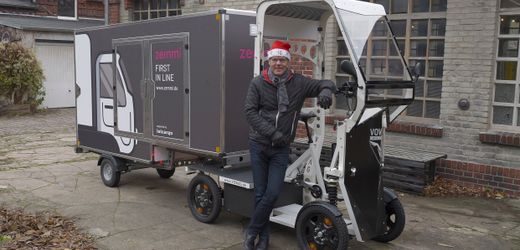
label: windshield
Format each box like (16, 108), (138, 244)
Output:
(336, 8), (382, 63)
(335, 7), (415, 121)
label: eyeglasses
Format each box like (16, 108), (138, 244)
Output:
(269, 58), (289, 64)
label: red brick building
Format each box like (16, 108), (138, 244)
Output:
(0, 0), (113, 108)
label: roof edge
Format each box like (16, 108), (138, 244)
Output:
(0, 2), (38, 10)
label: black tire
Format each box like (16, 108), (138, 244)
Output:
(100, 158), (121, 187)
(156, 168), (175, 179)
(187, 174), (222, 223)
(372, 198), (405, 243)
(296, 202), (349, 250)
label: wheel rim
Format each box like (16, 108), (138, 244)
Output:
(302, 213), (339, 250)
(102, 163), (113, 181)
(383, 205), (397, 234)
(192, 182), (213, 216)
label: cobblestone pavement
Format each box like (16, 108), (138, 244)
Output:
(0, 108), (97, 171)
(0, 109), (519, 250)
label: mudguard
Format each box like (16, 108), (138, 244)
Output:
(297, 201), (343, 219)
(383, 187), (398, 204)
(97, 155), (127, 171)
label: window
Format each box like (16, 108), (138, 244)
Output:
(100, 63), (113, 99)
(501, 0), (520, 9)
(335, 0), (446, 119)
(431, 0), (447, 12)
(133, 0), (181, 21)
(390, 20), (407, 37)
(411, 19), (428, 36)
(411, 0), (446, 13)
(99, 63), (126, 106)
(58, 0), (76, 18)
(412, 0), (428, 13)
(116, 72), (127, 107)
(493, 7), (520, 128)
(391, 0), (408, 14)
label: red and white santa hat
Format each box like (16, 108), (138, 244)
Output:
(267, 40), (291, 61)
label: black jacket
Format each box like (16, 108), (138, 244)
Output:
(244, 69), (336, 146)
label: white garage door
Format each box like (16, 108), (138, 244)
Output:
(35, 41), (75, 108)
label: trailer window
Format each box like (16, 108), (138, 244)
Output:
(116, 71), (127, 107)
(99, 63), (113, 99)
(99, 63), (127, 107)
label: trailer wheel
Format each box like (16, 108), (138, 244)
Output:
(296, 202), (348, 250)
(100, 158), (121, 187)
(187, 174), (222, 223)
(372, 198), (405, 243)
(156, 168), (175, 179)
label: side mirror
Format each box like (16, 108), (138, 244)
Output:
(412, 62), (422, 83)
(340, 60), (357, 82)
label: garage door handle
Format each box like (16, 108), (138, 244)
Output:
(75, 83), (81, 97)
(105, 105), (114, 109)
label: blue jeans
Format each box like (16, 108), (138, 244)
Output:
(246, 140), (290, 237)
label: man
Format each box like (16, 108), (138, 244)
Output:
(243, 40), (336, 250)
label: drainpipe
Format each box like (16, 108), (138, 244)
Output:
(105, 0), (109, 25)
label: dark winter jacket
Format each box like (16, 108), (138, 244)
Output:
(244, 69), (336, 147)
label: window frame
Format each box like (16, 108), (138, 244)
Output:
(57, 0), (77, 20)
(492, 12), (520, 130)
(133, 0), (182, 21)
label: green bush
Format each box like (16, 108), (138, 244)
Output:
(0, 42), (45, 107)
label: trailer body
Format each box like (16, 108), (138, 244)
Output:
(75, 10), (256, 163)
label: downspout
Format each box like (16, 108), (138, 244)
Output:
(104, 0), (109, 25)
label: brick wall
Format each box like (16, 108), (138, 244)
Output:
(109, 0), (120, 24)
(36, 0), (58, 16)
(437, 159), (520, 197)
(78, 0), (105, 18)
(379, 1), (514, 196)
(386, 0), (505, 163)
(1, 0), (110, 19)
(290, 54), (314, 78)
(383, 0), (520, 196)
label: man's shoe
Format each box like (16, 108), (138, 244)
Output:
(243, 233), (256, 250)
(256, 235), (269, 250)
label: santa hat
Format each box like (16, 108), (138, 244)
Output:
(267, 40), (291, 61)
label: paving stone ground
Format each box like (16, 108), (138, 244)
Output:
(0, 109), (519, 250)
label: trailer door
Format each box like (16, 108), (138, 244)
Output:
(113, 34), (190, 146)
(113, 40), (145, 139)
(149, 34), (190, 145)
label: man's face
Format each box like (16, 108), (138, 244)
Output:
(269, 56), (289, 76)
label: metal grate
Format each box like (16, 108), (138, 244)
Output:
(265, 3), (326, 21)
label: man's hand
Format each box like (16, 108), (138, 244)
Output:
(271, 131), (286, 147)
(318, 88), (333, 109)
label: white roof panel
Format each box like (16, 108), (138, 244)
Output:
(332, 0), (386, 16)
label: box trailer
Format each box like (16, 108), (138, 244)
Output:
(75, 0), (419, 248)
(75, 9), (255, 168)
